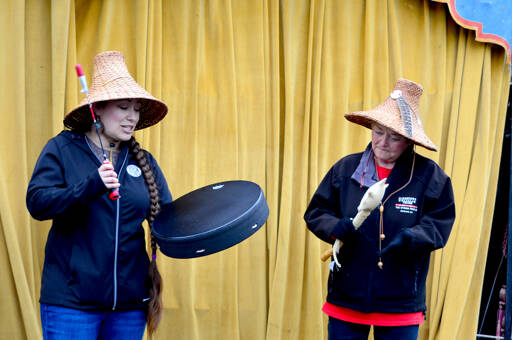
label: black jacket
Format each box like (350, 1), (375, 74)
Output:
(26, 130), (172, 311)
(304, 146), (455, 313)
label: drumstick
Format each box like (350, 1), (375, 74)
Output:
(75, 64), (120, 200)
(320, 248), (333, 262)
(320, 239), (344, 262)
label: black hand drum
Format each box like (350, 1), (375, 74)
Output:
(152, 180), (269, 258)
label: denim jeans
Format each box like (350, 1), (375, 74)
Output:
(328, 317), (419, 340)
(40, 303), (146, 340)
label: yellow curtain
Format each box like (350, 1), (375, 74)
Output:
(1, 0), (509, 339)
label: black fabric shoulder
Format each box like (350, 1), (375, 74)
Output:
(329, 152), (364, 185)
(58, 129), (82, 140)
(52, 130), (95, 157)
(413, 153), (450, 198)
(36, 131), (76, 157)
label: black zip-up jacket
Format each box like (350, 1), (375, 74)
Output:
(304, 146), (455, 313)
(26, 130), (172, 311)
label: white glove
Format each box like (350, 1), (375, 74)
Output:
(353, 178), (388, 229)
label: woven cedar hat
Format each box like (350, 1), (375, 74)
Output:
(344, 78), (437, 151)
(64, 51), (168, 131)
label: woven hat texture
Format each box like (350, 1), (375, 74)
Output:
(344, 78), (437, 151)
(64, 51), (168, 131)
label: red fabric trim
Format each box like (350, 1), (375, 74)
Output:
(376, 164), (392, 181)
(431, 0), (511, 63)
(322, 302), (424, 326)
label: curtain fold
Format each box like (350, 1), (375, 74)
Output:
(1, 0), (509, 339)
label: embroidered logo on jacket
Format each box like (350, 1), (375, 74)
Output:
(127, 164), (142, 178)
(395, 196), (418, 214)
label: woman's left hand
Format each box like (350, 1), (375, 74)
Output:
(380, 229), (412, 255)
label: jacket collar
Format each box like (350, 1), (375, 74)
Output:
(60, 130), (130, 171)
(351, 142), (415, 189)
(351, 143), (378, 188)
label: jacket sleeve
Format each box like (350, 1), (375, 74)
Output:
(26, 139), (107, 221)
(405, 170), (456, 252)
(304, 166), (356, 244)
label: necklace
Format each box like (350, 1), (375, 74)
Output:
(85, 136), (120, 167)
(377, 152), (416, 269)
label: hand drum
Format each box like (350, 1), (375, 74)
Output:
(152, 180), (269, 258)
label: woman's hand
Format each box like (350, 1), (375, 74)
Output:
(380, 229), (412, 256)
(98, 161), (120, 189)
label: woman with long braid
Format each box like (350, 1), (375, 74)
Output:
(26, 51), (172, 339)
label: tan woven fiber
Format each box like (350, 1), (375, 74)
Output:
(345, 78), (437, 151)
(64, 51), (168, 131)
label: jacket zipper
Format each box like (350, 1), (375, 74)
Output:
(112, 198), (120, 310)
(84, 136), (130, 310)
(112, 152), (129, 310)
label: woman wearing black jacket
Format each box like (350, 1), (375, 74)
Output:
(27, 51), (172, 339)
(304, 78), (455, 340)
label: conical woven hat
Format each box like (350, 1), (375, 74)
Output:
(64, 51), (168, 131)
(345, 78), (437, 151)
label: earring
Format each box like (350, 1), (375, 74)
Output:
(95, 115), (103, 131)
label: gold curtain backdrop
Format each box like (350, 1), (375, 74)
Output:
(1, 0), (509, 339)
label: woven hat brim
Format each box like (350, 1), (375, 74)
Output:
(64, 77), (168, 131)
(345, 110), (438, 152)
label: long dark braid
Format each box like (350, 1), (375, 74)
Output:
(128, 137), (162, 337)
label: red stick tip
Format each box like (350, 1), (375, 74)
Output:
(75, 64), (84, 77)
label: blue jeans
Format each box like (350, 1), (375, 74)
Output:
(40, 303), (146, 340)
(328, 317), (419, 340)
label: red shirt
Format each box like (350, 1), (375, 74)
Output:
(376, 164), (392, 181)
(322, 302), (424, 326)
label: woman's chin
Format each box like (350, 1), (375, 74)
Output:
(115, 132), (133, 141)
(375, 154), (395, 166)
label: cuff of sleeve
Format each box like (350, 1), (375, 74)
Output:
(402, 228), (414, 250)
(331, 217), (356, 242)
